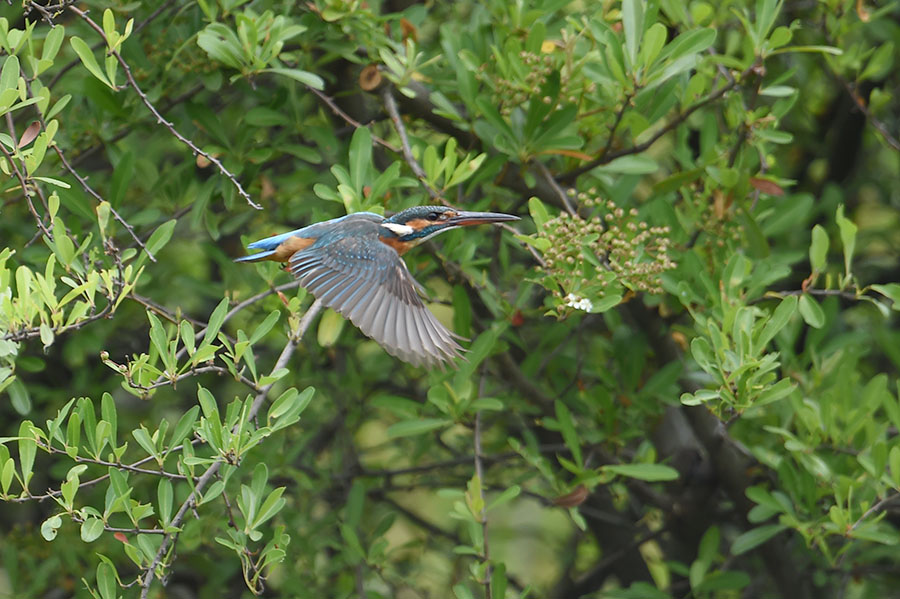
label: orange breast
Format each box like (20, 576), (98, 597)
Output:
(379, 235), (412, 255)
(272, 236), (315, 261)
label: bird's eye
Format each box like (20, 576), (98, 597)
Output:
(428, 211), (442, 221)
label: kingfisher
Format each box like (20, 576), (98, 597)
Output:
(236, 206), (520, 368)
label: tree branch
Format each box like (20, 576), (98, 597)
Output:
(139, 298), (323, 597)
(66, 5), (261, 210)
(382, 86), (442, 201)
(559, 63), (756, 183)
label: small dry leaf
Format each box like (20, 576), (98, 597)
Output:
(359, 64), (383, 91)
(749, 177), (784, 197)
(671, 331), (688, 350)
(553, 485), (589, 507)
(856, 0), (871, 21)
(400, 18), (417, 42)
(17, 121), (41, 149)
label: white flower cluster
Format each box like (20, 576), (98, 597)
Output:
(565, 293), (593, 312)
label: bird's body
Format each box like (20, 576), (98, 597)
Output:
(237, 206), (519, 368)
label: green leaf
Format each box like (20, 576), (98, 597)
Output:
(387, 418), (451, 438)
(70, 37), (113, 88)
(860, 41), (894, 82)
(348, 126), (373, 196)
(264, 67), (324, 90)
(167, 405), (199, 453)
(872, 284), (900, 311)
(18, 421), (36, 490)
(640, 22), (667, 68)
(249, 310), (280, 344)
(487, 485), (521, 511)
(41, 514), (62, 541)
(491, 562), (508, 599)
(8, 378), (31, 415)
(253, 487), (286, 527)
(80, 516), (104, 542)
(158, 478), (173, 526)
(0, 55), (19, 91)
(660, 28), (717, 63)
(200, 300), (227, 349)
(603, 463), (679, 482)
(528, 197), (550, 231)
(755, 377), (795, 406)
(754, 0), (782, 43)
(145, 219), (177, 257)
(770, 45), (842, 56)
(798, 294), (825, 329)
(809, 225), (828, 271)
(756, 295), (797, 349)
(598, 155), (658, 174)
(316, 308), (345, 348)
(101, 393), (117, 449)
(96, 561), (117, 599)
(555, 400), (582, 468)
(731, 523), (787, 555)
(132, 426), (158, 458)
(888, 448), (900, 489)
(835, 205), (857, 277)
(453, 584), (476, 599)
(622, 0), (644, 69)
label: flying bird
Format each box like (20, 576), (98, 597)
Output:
(236, 206), (519, 367)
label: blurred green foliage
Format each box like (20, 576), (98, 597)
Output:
(1, 0), (899, 597)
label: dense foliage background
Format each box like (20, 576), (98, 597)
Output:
(1, 0), (899, 597)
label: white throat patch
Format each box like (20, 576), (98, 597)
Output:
(381, 222), (415, 236)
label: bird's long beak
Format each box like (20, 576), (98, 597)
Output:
(447, 211), (520, 227)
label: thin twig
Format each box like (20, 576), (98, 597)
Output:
(560, 63), (756, 183)
(67, 5), (260, 210)
(381, 86), (442, 201)
(834, 72), (900, 152)
(19, 71), (153, 260)
(307, 86), (399, 152)
(70, 83), (205, 169)
(533, 160), (576, 216)
(598, 88), (636, 161)
(850, 492), (900, 531)
(133, 365), (259, 393)
(0, 136), (52, 239)
(7, 438), (206, 504)
(473, 407), (491, 599)
(41, 444), (188, 479)
(139, 299), (323, 597)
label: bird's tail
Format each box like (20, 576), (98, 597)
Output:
(234, 249), (278, 263)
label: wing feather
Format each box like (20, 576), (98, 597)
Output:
(286, 219), (463, 367)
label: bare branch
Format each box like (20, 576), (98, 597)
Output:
(473, 408), (492, 599)
(67, 5), (261, 210)
(307, 86), (399, 153)
(835, 72), (900, 152)
(532, 160), (576, 216)
(382, 86), (443, 202)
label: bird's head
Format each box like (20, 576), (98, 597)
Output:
(380, 205), (519, 246)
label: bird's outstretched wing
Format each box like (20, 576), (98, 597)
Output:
(288, 220), (463, 368)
